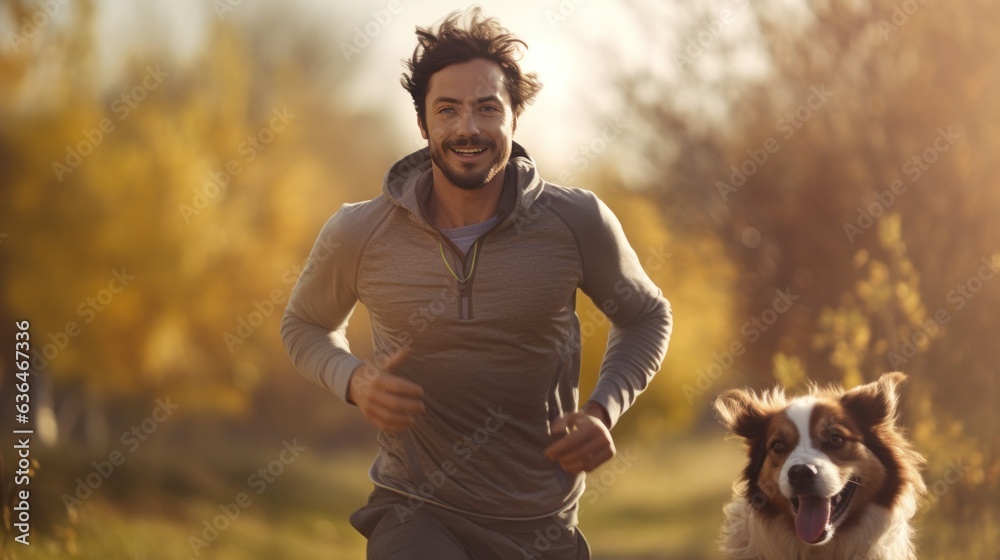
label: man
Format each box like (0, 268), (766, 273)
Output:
(281, 8), (671, 559)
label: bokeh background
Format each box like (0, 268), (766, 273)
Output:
(1, 0), (998, 558)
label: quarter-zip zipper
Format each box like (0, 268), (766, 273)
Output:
(417, 171), (520, 321)
(436, 214), (510, 321)
(438, 235), (478, 320)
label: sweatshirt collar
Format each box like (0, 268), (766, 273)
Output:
(382, 141), (544, 231)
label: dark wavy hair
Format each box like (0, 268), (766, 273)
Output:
(401, 8), (542, 131)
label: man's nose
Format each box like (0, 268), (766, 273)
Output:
(455, 109), (480, 137)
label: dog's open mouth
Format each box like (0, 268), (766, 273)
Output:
(790, 476), (860, 544)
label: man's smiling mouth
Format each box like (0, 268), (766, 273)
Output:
(451, 147), (487, 155)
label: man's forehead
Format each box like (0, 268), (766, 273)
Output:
(427, 59), (509, 103)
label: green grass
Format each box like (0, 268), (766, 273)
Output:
(4, 446), (374, 560)
(5, 434), (743, 560)
(8, 431), (995, 559)
(580, 436), (741, 559)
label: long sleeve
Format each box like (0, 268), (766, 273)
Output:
(550, 188), (673, 428)
(280, 204), (370, 403)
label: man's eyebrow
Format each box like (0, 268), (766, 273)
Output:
(432, 95), (503, 105)
(475, 95), (503, 105)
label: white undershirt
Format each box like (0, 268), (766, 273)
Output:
(439, 214), (500, 255)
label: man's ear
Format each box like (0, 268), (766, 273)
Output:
(841, 372), (907, 428)
(418, 113), (428, 140)
(714, 389), (770, 440)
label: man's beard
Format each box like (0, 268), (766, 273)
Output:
(429, 136), (510, 191)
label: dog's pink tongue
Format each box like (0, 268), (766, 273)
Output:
(795, 496), (831, 544)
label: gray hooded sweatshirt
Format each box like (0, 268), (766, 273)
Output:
(281, 143), (672, 522)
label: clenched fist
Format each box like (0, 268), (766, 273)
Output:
(348, 347), (425, 433)
(544, 402), (616, 474)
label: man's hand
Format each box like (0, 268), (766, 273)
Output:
(348, 347), (425, 433)
(544, 402), (615, 474)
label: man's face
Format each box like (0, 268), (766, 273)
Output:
(421, 58), (515, 191)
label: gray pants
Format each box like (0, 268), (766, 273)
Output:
(350, 487), (591, 560)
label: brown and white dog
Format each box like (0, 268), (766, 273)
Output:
(714, 372), (926, 560)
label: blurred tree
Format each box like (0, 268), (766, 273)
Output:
(571, 170), (739, 436)
(616, 0), (999, 555)
(0, 2), (396, 447)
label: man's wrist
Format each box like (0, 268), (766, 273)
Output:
(581, 401), (611, 429)
(346, 363), (366, 406)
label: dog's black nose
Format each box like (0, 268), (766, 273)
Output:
(788, 464), (819, 492)
(788, 464), (817, 482)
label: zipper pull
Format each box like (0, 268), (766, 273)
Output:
(458, 281), (471, 320)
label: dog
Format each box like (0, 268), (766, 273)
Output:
(713, 372), (926, 560)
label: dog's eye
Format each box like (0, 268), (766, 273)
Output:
(770, 440), (788, 454)
(827, 434), (845, 448)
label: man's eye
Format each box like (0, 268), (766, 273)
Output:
(481, 106), (498, 112)
(439, 107), (456, 114)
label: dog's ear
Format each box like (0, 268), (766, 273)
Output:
(716, 389), (777, 511)
(841, 372), (907, 428)
(714, 389), (770, 440)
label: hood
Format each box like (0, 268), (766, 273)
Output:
(381, 141), (546, 231)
